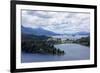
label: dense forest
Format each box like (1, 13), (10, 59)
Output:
(21, 33), (65, 55)
(73, 36), (90, 47)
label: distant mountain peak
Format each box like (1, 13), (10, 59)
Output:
(76, 31), (90, 35)
(21, 25), (59, 36)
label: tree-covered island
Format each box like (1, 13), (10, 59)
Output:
(21, 34), (65, 56)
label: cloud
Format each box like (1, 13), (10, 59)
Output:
(21, 10), (90, 34)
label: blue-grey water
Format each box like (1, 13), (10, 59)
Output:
(21, 44), (90, 63)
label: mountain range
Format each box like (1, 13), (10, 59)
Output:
(21, 25), (59, 36)
(21, 25), (90, 36)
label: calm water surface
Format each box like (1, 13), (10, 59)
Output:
(21, 44), (90, 63)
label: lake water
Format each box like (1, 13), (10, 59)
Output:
(21, 44), (90, 63)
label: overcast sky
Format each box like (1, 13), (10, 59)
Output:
(21, 10), (90, 34)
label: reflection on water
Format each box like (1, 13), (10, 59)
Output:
(21, 44), (90, 63)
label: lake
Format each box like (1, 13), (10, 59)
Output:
(21, 44), (90, 63)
